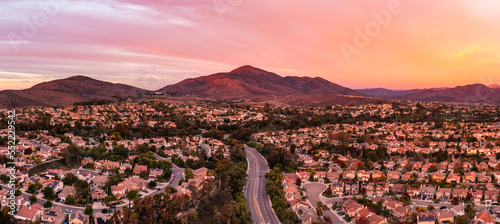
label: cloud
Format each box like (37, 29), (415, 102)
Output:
(1, 0), (500, 90)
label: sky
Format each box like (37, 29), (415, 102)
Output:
(1, 0), (500, 91)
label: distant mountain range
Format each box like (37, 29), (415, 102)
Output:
(358, 84), (500, 104)
(489, 84), (500, 89)
(1, 65), (500, 108)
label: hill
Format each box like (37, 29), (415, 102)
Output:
(0, 76), (149, 108)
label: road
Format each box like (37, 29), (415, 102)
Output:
(302, 181), (494, 224)
(152, 153), (185, 196)
(244, 145), (280, 224)
(2, 154), (184, 214)
(303, 183), (344, 224)
(30, 139), (53, 151)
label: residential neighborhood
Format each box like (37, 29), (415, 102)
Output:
(2, 101), (500, 223)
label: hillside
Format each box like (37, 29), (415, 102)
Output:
(0, 76), (149, 108)
(160, 65), (365, 101)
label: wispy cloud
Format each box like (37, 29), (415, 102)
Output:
(1, 0), (500, 90)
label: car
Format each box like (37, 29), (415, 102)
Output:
(259, 175), (262, 177)
(338, 212), (345, 216)
(412, 202), (416, 205)
(338, 218), (344, 223)
(440, 206), (446, 210)
(426, 199), (433, 203)
(157, 188), (161, 191)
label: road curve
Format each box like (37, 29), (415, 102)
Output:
(244, 145), (280, 224)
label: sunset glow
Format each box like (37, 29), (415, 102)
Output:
(1, 0), (500, 90)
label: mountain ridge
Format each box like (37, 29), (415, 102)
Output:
(2, 66), (500, 108)
(159, 65), (366, 100)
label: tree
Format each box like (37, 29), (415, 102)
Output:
(148, 181), (157, 189)
(455, 215), (469, 224)
(0, 206), (14, 224)
(126, 190), (139, 209)
(324, 187), (333, 196)
(422, 137), (431, 148)
(65, 195), (75, 204)
(43, 186), (56, 200)
(43, 200), (53, 208)
(84, 205), (93, 216)
(29, 195), (37, 204)
(316, 201), (325, 216)
(139, 171), (149, 179)
(62, 173), (78, 186)
(427, 205), (435, 213)
(295, 177), (302, 187)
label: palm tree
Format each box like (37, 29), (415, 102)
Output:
(298, 209), (304, 216)
(426, 174), (433, 183)
(411, 173), (418, 182)
(427, 205), (435, 213)
(403, 184), (409, 193)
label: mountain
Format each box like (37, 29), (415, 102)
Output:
(0, 76), (149, 108)
(489, 84), (500, 89)
(392, 84), (500, 104)
(357, 88), (425, 97)
(358, 87), (451, 98)
(160, 65), (365, 100)
(160, 66), (301, 99)
(284, 76), (364, 96)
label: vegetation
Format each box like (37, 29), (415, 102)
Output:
(108, 140), (252, 224)
(265, 166), (299, 223)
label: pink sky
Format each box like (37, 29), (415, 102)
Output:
(1, 0), (500, 90)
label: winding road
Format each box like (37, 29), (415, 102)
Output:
(2, 154), (184, 214)
(244, 145), (280, 224)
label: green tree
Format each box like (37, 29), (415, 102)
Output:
(126, 190), (139, 209)
(84, 205), (93, 216)
(427, 205), (435, 213)
(29, 195), (37, 204)
(43, 186), (56, 200)
(62, 173), (78, 186)
(148, 181), (157, 189)
(43, 200), (53, 208)
(65, 195), (75, 204)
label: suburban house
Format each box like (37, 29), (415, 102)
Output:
(111, 185), (127, 199)
(452, 188), (468, 200)
(42, 206), (66, 224)
(133, 165), (148, 176)
(437, 211), (454, 224)
(91, 187), (106, 201)
(118, 176), (148, 192)
(417, 213), (435, 224)
(484, 190), (499, 204)
(44, 179), (64, 193)
(58, 186), (76, 200)
(68, 210), (90, 224)
(436, 187), (452, 200)
(344, 182), (359, 195)
(474, 211), (494, 224)
(148, 168), (164, 179)
(420, 186), (436, 199)
(14, 204), (43, 222)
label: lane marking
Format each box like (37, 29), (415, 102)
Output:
(249, 150), (266, 223)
